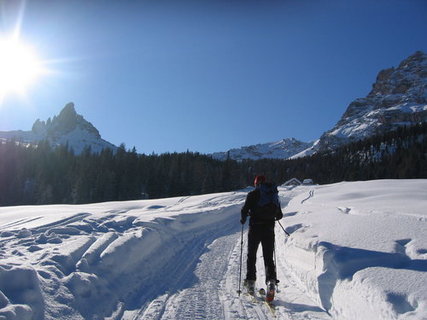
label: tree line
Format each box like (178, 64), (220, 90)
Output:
(0, 122), (426, 206)
(284, 122), (427, 183)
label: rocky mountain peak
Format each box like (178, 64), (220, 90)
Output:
(52, 102), (79, 134)
(368, 51), (427, 101)
(0, 103), (117, 154)
(316, 51), (427, 152)
(57, 102), (78, 122)
(31, 103), (101, 139)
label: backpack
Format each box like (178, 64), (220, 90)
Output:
(252, 183), (280, 220)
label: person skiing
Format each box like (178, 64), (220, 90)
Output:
(240, 175), (283, 301)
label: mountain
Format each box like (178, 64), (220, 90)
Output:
(315, 51), (427, 152)
(211, 138), (312, 161)
(0, 103), (117, 154)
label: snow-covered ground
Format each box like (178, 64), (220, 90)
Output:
(0, 179), (426, 320)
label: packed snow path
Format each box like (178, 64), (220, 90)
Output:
(1, 180), (426, 319)
(127, 222), (330, 319)
(123, 189), (330, 320)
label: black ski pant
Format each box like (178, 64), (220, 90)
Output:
(246, 223), (277, 283)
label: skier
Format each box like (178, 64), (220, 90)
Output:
(240, 175), (283, 301)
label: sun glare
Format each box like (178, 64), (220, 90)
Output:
(0, 37), (45, 99)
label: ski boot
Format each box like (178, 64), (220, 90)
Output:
(265, 279), (276, 303)
(243, 279), (255, 295)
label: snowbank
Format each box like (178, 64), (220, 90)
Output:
(0, 191), (245, 319)
(279, 180), (427, 320)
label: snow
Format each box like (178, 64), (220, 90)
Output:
(0, 180), (426, 319)
(389, 104), (427, 113)
(54, 126), (117, 154)
(290, 139), (319, 159)
(0, 126), (116, 154)
(281, 180), (427, 319)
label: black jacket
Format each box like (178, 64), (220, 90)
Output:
(241, 184), (283, 226)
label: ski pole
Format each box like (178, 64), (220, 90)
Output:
(237, 223), (244, 296)
(277, 221), (290, 237)
(273, 235), (280, 293)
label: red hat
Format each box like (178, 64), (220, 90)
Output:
(254, 175), (266, 186)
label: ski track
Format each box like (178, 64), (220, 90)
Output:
(131, 217), (331, 319)
(131, 189), (331, 320)
(134, 230), (239, 320)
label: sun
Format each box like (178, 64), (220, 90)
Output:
(0, 37), (45, 99)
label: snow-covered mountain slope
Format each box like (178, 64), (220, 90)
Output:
(0, 179), (426, 320)
(211, 138), (312, 160)
(0, 103), (117, 154)
(315, 51), (427, 152)
(289, 139), (320, 159)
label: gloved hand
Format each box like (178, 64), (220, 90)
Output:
(240, 217), (247, 224)
(275, 212), (283, 221)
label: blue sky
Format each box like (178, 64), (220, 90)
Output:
(0, 0), (426, 154)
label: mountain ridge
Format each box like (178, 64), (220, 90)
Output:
(0, 102), (117, 154)
(211, 138), (312, 161)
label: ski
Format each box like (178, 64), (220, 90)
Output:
(258, 288), (277, 316)
(240, 281), (277, 317)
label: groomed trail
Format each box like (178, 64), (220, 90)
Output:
(124, 192), (331, 320)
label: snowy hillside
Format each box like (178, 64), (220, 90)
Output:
(0, 103), (117, 154)
(211, 138), (312, 161)
(0, 179), (426, 320)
